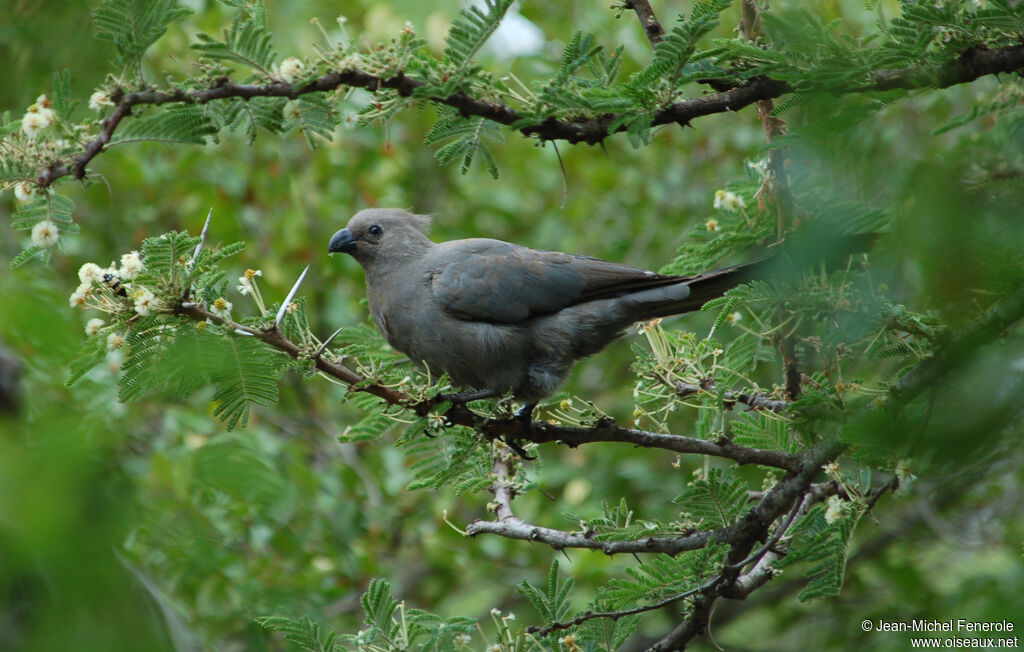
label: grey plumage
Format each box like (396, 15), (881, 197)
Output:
(328, 208), (772, 405)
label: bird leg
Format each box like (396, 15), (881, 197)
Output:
(501, 402), (537, 460)
(514, 402), (536, 430)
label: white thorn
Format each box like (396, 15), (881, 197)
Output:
(276, 265), (309, 328)
(189, 207), (214, 270)
(234, 328), (255, 336)
(314, 326), (345, 358)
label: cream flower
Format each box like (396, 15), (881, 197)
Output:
(31, 220), (59, 248)
(13, 181), (38, 202)
(824, 495), (846, 524)
(133, 287), (157, 316)
(69, 282), (91, 308)
(78, 262), (105, 284)
(88, 90), (114, 111)
(211, 297), (232, 319)
(713, 189), (745, 212)
(119, 251), (144, 279)
(275, 57), (306, 83)
(106, 332), (126, 351)
(85, 318), (105, 336)
(22, 95), (56, 138)
(237, 276), (253, 295)
(21, 111), (49, 138)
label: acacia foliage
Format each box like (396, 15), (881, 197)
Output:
(2, 1), (1024, 651)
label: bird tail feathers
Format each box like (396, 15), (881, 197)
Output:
(634, 232), (878, 320)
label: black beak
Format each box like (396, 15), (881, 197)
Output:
(328, 228), (358, 254)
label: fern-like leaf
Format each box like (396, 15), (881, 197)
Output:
(191, 3), (276, 76)
(93, 0), (192, 67)
(629, 0), (731, 95)
(256, 616), (339, 652)
(210, 335), (282, 430)
(776, 503), (862, 601)
(361, 579), (400, 637)
(601, 545), (726, 609)
(111, 105), (217, 146)
(730, 411), (797, 452)
(443, 0), (515, 73)
(673, 468), (748, 529)
(66, 336), (109, 387)
(424, 106), (504, 178)
(517, 560), (574, 627)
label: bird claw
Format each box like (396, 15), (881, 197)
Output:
(502, 437), (536, 460)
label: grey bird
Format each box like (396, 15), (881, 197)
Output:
(327, 208), (828, 426)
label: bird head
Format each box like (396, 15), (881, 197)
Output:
(328, 209), (433, 267)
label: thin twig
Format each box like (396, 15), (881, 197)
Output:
(624, 0), (665, 47)
(672, 380), (789, 413)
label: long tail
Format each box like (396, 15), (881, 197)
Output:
(634, 232), (878, 320)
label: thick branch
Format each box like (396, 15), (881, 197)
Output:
(646, 436), (845, 650)
(36, 44), (1024, 188)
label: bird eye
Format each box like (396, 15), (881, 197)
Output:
(368, 224), (383, 236)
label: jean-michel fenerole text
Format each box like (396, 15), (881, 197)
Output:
(872, 619), (1015, 633)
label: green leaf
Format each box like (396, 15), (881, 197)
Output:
(293, 94), (336, 149)
(66, 335), (110, 387)
(93, 0), (193, 67)
(776, 503), (863, 601)
(193, 438), (285, 504)
(256, 616), (339, 652)
(110, 105), (218, 146)
(51, 68), (77, 120)
(628, 1), (731, 97)
(210, 335), (283, 430)
(424, 106), (504, 178)
(361, 579), (399, 637)
(731, 411), (797, 453)
(673, 468), (748, 529)
(443, 0), (515, 73)
(10, 245), (46, 269)
(516, 560), (574, 627)
(192, 3), (276, 75)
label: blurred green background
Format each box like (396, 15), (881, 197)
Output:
(1, 1), (1022, 650)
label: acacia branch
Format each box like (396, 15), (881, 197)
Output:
(521, 419), (801, 471)
(468, 435), (842, 559)
(172, 297), (800, 469)
(531, 492), (810, 637)
(36, 43), (1024, 188)
(671, 379), (790, 413)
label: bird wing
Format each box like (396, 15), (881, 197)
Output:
(429, 239), (687, 323)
